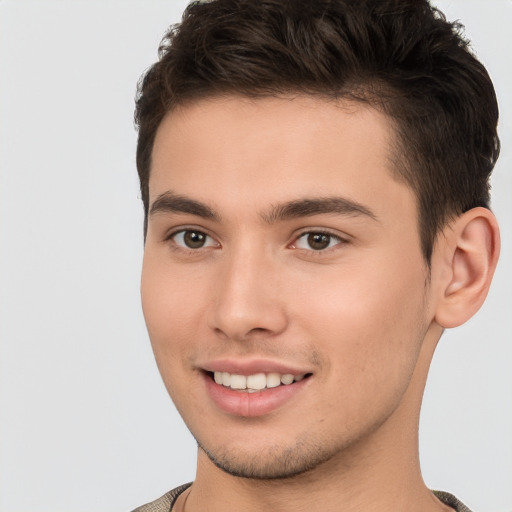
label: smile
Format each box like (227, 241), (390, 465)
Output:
(203, 368), (312, 417)
(213, 371), (307, 392)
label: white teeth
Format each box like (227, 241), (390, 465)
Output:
(246, 373), (267, 390)
(212, 371), (308, 391)
(280, 374), (294, 385)
(230, 374), (247, 390)
(266, 372), (281, 388)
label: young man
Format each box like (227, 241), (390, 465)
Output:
(133, 1), (500, 510)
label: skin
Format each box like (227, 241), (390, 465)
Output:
(141, 95), (499, 512)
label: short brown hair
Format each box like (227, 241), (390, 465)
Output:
(135, 0), (500, 261)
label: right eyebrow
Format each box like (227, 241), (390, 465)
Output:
(262, 196), (378, 224)
(149, 192), (220, 221)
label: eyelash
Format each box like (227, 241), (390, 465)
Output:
(164, 228), (349, 255)
(290, 230), (348, 253)
(165, 228), (219, 253)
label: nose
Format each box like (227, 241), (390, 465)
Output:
(208, 247), (288, 342)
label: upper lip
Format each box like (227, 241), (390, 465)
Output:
(199, 358), (312, 376)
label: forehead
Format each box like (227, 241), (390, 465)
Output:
(149, 95), (413, 220)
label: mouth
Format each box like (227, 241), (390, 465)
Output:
(208, 370), (312, 393)
(203, 369), (312, 417)
(200, 360), (313, 417)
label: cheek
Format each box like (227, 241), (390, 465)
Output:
(140, 259), (211, 418)
(297, 273), (427, 436)
(290, 256), (428, 385)
(140, 256), (206, 373)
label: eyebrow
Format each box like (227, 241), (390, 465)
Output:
(149, 192), (377, 224)
(149, 192), (220, 221)
(262, 197), (378, 223)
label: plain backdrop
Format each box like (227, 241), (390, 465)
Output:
(0, 1), (511, 511)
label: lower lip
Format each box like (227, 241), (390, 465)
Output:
(203, 373), (310, 417)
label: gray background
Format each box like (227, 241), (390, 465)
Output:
(0, 1), (510, 511)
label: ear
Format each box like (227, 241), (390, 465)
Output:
(433, 207), (500, 329)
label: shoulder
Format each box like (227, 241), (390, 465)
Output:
(433, 490), (474, 512)
(131, 483), (192, 512)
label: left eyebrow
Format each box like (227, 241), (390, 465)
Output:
(262, 197), (378, 224)
(149, 192), (220, 221)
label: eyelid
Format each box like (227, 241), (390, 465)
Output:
(164, 226), (220, 250)
(289, 228), (350, 251)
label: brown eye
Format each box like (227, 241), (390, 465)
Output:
(171, 230), (218, 250)
(293, 231), (345, 251)
(183, 231), (207, 248)
(307, 233), (331, 250)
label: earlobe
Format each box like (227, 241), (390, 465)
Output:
(434, 207), (500, 329)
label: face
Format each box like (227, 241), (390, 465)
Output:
(141, 95), (436, 479)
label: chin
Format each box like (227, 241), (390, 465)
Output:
(195, 434), (340, 480)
